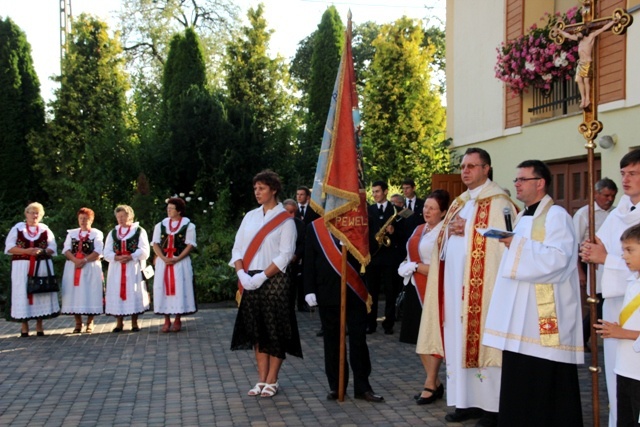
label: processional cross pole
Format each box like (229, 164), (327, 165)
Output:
(549, 2), (632, 425)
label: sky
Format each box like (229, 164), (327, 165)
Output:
(1, 0), (445, 102)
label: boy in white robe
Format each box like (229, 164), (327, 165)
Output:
(595, 224), (640, 426)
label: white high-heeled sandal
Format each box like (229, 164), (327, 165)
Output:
(248, 382), (267, 396)
(260, 382), (279, 398)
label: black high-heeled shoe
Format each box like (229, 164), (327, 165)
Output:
(416, 383), (444, 405)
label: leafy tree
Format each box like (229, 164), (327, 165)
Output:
(28, 14), (138, 231)
(0, 17), (45, 208)
(361, 17), (448, 192)
(223, 3), (299, 204)
(352, 21), (381, 91)
(119, 0), (239, 86)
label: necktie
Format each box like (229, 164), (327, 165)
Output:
(631, 206), (636, 212)
(407, 200), (412, 211)
(300, 206), (305, 217)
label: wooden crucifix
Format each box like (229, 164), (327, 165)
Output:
(550, 2), (632, 426)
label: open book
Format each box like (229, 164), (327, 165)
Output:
(475, 227), (515, 239)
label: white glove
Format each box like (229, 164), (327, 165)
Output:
(397, 261), (418, 278)
(237, 270), (252, 288)
(249, 272), (268, 289)
(305, 293), (318, 307)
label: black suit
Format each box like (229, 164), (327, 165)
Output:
(404, 197), (425, 233)
(295, 204), (320, 225)
(366, 202), (403, 332)
(289, 216), (306, 311)
(304, 223), (373, 396)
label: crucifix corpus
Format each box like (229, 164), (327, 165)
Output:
(549, 2), (632, 426)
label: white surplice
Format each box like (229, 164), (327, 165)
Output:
(595, 195), (640, 426)
(484, 196), (584, 364)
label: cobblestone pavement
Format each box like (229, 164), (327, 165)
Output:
(0, 302), (608, 426)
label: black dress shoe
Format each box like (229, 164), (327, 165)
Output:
(384, 328), (394, 335)
(36, 331), (45, 337)
(298, 306), (311, 313)
(475, 411), (498, 427)
(444, 407), (484, 422)
(365, 328), (376, 334)
(20, 332), (29, 338)
(355, 390), (384, 403)
(316, 329), (324, 337)
(416, 384), (444, 405)
(327, 391), (339, 400)
(112, 327), (123, 333)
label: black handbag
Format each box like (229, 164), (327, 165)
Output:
(27, 256), (59, 294)
(395, 287), (407, 320)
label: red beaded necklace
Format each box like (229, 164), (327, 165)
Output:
(26, 224), (39, 238)
(117, 225), (131, 240)
(79, 228), (91, 241)
(168, 217), (182, 233)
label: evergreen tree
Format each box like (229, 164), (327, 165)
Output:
(362, 17), (448, 191)
(28, 14), (138, 231)
(223, 4), (298, 202)
(158, 27), (211, 194)
(0, 18), (45, 208)
(305, 7), (344, 172)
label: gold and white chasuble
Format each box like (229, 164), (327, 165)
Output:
(417, 180), (516, 411)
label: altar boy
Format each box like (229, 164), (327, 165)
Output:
(595, 223), (640, 426)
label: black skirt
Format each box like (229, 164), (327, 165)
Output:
(399, 284), (422, 345)
(231, 271), (303, 359)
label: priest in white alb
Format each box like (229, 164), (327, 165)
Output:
(483, 160), (583, 427)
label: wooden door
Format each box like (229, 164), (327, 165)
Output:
(432, 174), (464, 200)
(548, 158), (601, 215)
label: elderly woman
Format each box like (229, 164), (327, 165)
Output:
(230, 170), (302, 398)
(61, 207), (104, 333)
(397, 189), (450, 405)
(103, 205), (150, 332)
(5, 202), (59, 337)
(152, 197), (197, 333)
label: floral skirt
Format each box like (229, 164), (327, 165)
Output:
(231, 271), (303, 360)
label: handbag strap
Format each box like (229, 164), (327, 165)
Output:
(33, 255), (53, 277)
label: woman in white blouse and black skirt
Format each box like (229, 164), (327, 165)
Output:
(230, 170), (302, 398)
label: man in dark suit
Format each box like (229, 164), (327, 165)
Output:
(283, 199), (307, 312)
(366, 180), (403, 335)
(295, 186), (320, 225)
(304, 219), (384, 403)
(402, 178), (425, 233)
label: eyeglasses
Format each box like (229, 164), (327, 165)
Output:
(513, 177), (542, 184)
(460, 163), (487, 171)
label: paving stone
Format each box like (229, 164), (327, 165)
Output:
(0, 302), (608, 425)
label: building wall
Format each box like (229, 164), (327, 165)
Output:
(446, 1), (640, 207)
(445, 0), (506, 146)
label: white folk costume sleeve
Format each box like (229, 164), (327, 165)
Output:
(92, 229), (104, 256)
(43, 224), (57, 255)
(4, 224), (19, 254)
(130, 226), (150, 262)
(185, 222), (197, 247)
(62, 229), (76, 253)
(103, 230), (116, 262)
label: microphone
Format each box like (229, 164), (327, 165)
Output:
(503, 207), (513, 232)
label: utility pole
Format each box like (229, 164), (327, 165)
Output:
(59, 0), (72, 73)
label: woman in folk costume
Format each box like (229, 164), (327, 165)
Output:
(152, 197), (197, 333)
(61, 207), (104, 333)
(230, 170), (302, 398)
(5, 202), (59, 337)
(103, 204), (150, 332)
(397, 190), (450, 405)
